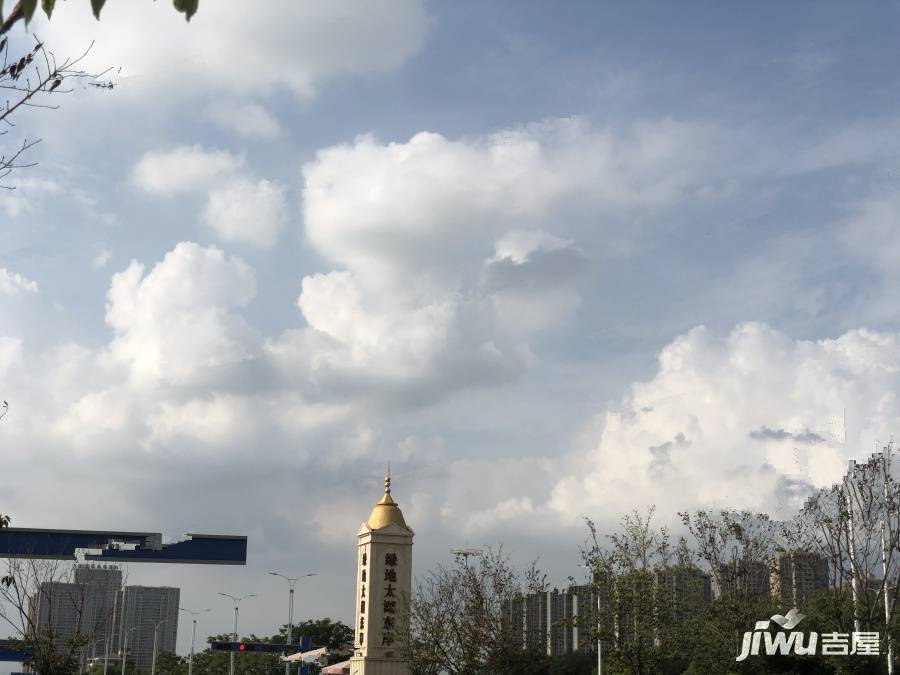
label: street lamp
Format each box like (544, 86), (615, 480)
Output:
(82, 639), (104, 673)
(268, 572), (317, 675)
(218, 592), (256, 675)
(120, 626), (137, 675)
(180, 607), (211, 675)
(150, 619), (167, 675)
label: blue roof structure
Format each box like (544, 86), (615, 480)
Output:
(0, 528), (247, 564)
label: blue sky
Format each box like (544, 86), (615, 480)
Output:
(3, 0), (900, 657)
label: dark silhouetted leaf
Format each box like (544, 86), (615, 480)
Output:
(22, 0), (37, 23)
(41, 0), (55, 19)
(91, 0), (106, 20)
(173, 0), (199, 21)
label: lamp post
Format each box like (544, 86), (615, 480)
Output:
(120, 626), (137, 675)
(103, 588), (118, 675)
(180, 607), (211, 675)
(596, 591), (603, 675)
(269, 572), (317, 675)
(82, 639), (104, 673)
(150, 618), (167, 675)
(218, 592), (255, 675)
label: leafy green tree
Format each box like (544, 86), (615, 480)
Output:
(0, 0), (198, 36)
(153, 651), (186, 675)
(275, 618), (352, 664)
(546, 651), (594, 675)
(1, 557), (121, 675)
(410, 548), (547, 674)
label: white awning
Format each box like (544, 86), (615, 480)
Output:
(281, 647), (328, 663)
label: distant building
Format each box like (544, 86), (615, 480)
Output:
(522, 590), (549, 653)
(28, 564), (122, 667)
(503, 593), (525, 647)
(506, 586), (596, 657)
(118, 585), (180, 668)
(770, 552), (829, 608)
(75, 564), (122, 658)
(613, 570), (656, 647)
(568, 582), (608, 654)
(654, 566), (712, 639)
(543, 589), (578, 656)
(29, 581), (85, 648)
(28, 565), (179, 670)
(504, 566), (711, 657)
(717, 560), (770, 599)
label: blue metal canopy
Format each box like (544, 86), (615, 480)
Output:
(0, 528), (247, 564)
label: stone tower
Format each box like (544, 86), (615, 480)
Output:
(349, 474), (414, 675)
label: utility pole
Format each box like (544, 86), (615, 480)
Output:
(883, 448), (895, 675)
(581, 564), (602, 675)
(218, 592), (255, 675)
(882, 520), (894, 675)
(150, 618), (167, 675)
(845, 463), (862, 634)
(103, 588), (117, 675)
(269, 572), (317, 675)
(121, 627), (136, 675)
(180, 607), (211, 675)
(596, 591), (603, 675)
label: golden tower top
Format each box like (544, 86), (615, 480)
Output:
(366, 471), (408, 530)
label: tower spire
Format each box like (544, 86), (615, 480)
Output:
(367, 468), (405, 529)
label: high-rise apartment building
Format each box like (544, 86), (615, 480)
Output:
(655, 566), (713, 627)
(770, 551), (829, 608)
(28, 565), (179, 670)
(716, 560), (770, 599)
(118, 585), (180, 668)
(506, 587), (596, 657)
(503, 566), (711, 658)
(75, 564), (122, 658)
(28, 564), (122, 666)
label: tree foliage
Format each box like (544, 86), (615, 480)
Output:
(0, 0), (201, 187)
(0, 558), (122, 675)
(409, 548), (547, 674)
(275, 618), (353, 663)
(0, 0), (198, 36)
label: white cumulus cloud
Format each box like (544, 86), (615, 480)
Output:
(105, 242), (259, 387)
(0, 269), (38, 295)
(37, 0), (427, 99)
(202, 178), (288, 248)
(548, 322), (900, 524)
(205, 102), (282, 140)
(131, 145), (243, 197)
